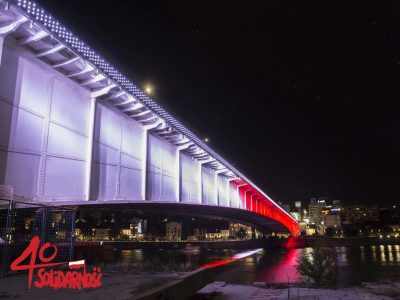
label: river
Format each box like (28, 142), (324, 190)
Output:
(114, 244), (400, 286)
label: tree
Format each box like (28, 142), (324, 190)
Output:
(297, 238), (337, 286)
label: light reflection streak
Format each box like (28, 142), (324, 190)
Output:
(197, 249), (263, 269)
(360, 246), (365, 262)
(380, 245), (386, 263)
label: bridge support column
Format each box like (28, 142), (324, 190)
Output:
(176, 143), (193, 202)
(85, 98), (96, 201)
(0, 36), (4, 66)
(198, 158), (212, 205)
(236, 183), (247, 209)
(86, 85), (116, 201)
(143, 122), (165, 200)
(244, 190), (249, 210)
(176, 149), (181, 201)
(214, 169), (227, 206)
(226, 178), (236, 208)
(142, 131), (149, 200)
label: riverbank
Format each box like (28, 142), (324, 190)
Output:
(194, 281), (400, 299)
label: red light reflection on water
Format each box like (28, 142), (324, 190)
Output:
(197, 249), (262, 269)
(258, 249), (301, 283)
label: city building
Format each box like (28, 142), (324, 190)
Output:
(93, 228), (110, 241)
(194, 228), (207, 240)
(308, 200), (326, 224)
(205, 230), (230, 240)
(229, 222), (252, 239)
(166, 222), (182, 241)
(322, 214), (341, 231)
(343, 205), (379, 223)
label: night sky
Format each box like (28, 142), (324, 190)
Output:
(37, 0), (400, 206)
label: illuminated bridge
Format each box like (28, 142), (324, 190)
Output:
(0, 0), (299, 236)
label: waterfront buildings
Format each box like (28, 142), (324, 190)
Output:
(166, 222), (182, 241)
(342, 205), (379, 224)
(308, 199), (326, 225)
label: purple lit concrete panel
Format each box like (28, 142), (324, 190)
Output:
(161, 174), (176, 201)
(217, 175), (229, 207)
(119, 167), (142, 199)
(47, 123), (87, 160)
(121, 118), (145, 160)
(147, 169), (161, 200)
(201, 166), (217, 205)
(180, 153), (200, 203)
(161, 138), (177, 201)
(119, 118), (144, 199)
(19, 57), (50, 116)
(147, 135), (162, 174)
(44, 157), (86, 200)
(1, 152), (39, 197)
(8, 105), (43, 153)
(92, 142), (119, 165)
(50, 78), (90, 135)
(90, 163), (117, 200)
(0, 101), (13, 149)
(147, 134), (178, 201)
(95, 104), (122, 149)
(120, 153), (142, 170)
(229, 182), (239, 208)
(92, 103), (145, 200)
(0, 45), (19, 103)
(91, 104), (121, 200)
(162, 140), (177, 178)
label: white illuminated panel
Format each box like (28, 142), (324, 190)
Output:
(10, 107), (43, 153)
(50, 78), (90, 135)
(180, 153), (200, 203)
(229, 181), (240, 208)
(90, 163), (117, 199)
(91, 103), (145, 200)
(44, 156), (86, 199)
(19, 57), (49, 116)
(2, 151), (39, 197)
(0, 45), (19, 103)
(201, 166), (217, 205)
(147, 134), (178, 201)
(217, 175), (229, 207)
(119, 117), (145, 199)
(91, 104), (119, 200)
(47, 123), (87, 160)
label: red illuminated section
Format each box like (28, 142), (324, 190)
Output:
(231, 179), (300, 236)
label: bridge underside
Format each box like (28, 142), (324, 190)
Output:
(50, 201), (289, 233)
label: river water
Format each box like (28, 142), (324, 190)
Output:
(114, 245), (400, 286)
